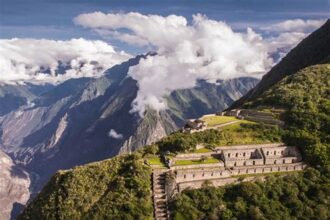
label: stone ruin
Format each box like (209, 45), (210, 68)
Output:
(165, 143), (306, 195)
(151, 143), (307, 220)
(182, 119), (207, 133)
(221, 146), (264, 167)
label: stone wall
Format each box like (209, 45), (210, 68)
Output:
(177, 177), (240, 191)
(261, 146), (302, 165)
(170, 144), (303, 170)
(264, 157), (298, 165)
(170, 162), (224, 170)
(158, 144), (307, 199)
(215, 143), (282, 151)
(174, 152), (215, 160)
(222, 148), (263, 159)
(175, 168), (231, 182)
(226, 158), (264, 167)
(175, 163), (307, 192)
(230, 163), (306, 175)
(221, 147), (264, 167)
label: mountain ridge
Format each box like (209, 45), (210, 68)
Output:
(0, 54), (258, 203)
(231, 19), (330, 109)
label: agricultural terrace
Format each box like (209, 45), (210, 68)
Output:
(200, 115), (238, 127)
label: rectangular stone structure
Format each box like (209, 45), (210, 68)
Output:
(175, 167), (230, 183)
(221, 146), (264, 167)
(261, 146), (302, 165)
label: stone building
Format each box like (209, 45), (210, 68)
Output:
(175, 167), (231, 183)
(261, 145), (302, 165)
(183, 119), (207, 133)
(155, 143), (307, 198)
(220, 147), (264, 167)
(223, 109), (241, 117)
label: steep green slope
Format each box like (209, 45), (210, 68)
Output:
(18, 154), (153, 220)
(243, 64), (330, 166)
(171, 168), (329, 220)
(169, 64), (330, 220)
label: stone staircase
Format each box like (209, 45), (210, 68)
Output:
(153, 171), (169, 220)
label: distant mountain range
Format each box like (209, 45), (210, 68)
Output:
(16, 19), (330, 220)
(0, 54), (258, 219)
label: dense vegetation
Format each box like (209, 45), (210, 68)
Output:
(170, 64), (330, 220)
(157, 123), (282, 153)
(171, 167), (330, 220)
(244, 64), (330, 166)
(18, 154), (153, 220)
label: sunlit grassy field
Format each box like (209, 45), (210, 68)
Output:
(201, 115), (238, 127)
(216, 121), (281, 146)
(146, 156), (164, 166)
(192, 148), (212, 153)
(220, 120), (256, 130)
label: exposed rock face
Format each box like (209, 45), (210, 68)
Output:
(0, 83), (54, 116)
(0, 150), (30, 220)
(0, 55), (258, 217)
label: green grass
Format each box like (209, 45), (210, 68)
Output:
(174, 158), (220, 166)
(146, 156), (164, 166)
(215, 122), (282, 146)
(220, 120), (256, 130)
(201, 115), (238, 127)
(192, 148), (212, 153)
(158, 122), (282, 153)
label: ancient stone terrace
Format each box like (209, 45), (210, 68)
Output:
(220, 109), (285, 126)
(175, 167), (231, 183)
(151, 143), (306, 219)
(165, 143), (305, 193)
(168, 143), (303, 169)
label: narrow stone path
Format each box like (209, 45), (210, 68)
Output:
(152, 171), (169, 220)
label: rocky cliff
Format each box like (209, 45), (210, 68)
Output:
(0, 150), (30, 220)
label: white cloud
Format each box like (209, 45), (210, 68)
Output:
(108, 129), (123, 139)
(262, 19), (325, 62)
(263, 19), (325, 33)
(0, 38), (131, 83)
(75, 12), (273, 116)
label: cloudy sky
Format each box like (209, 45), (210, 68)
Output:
(1, 0), (329, 47)
(0, 0), (329, 114)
